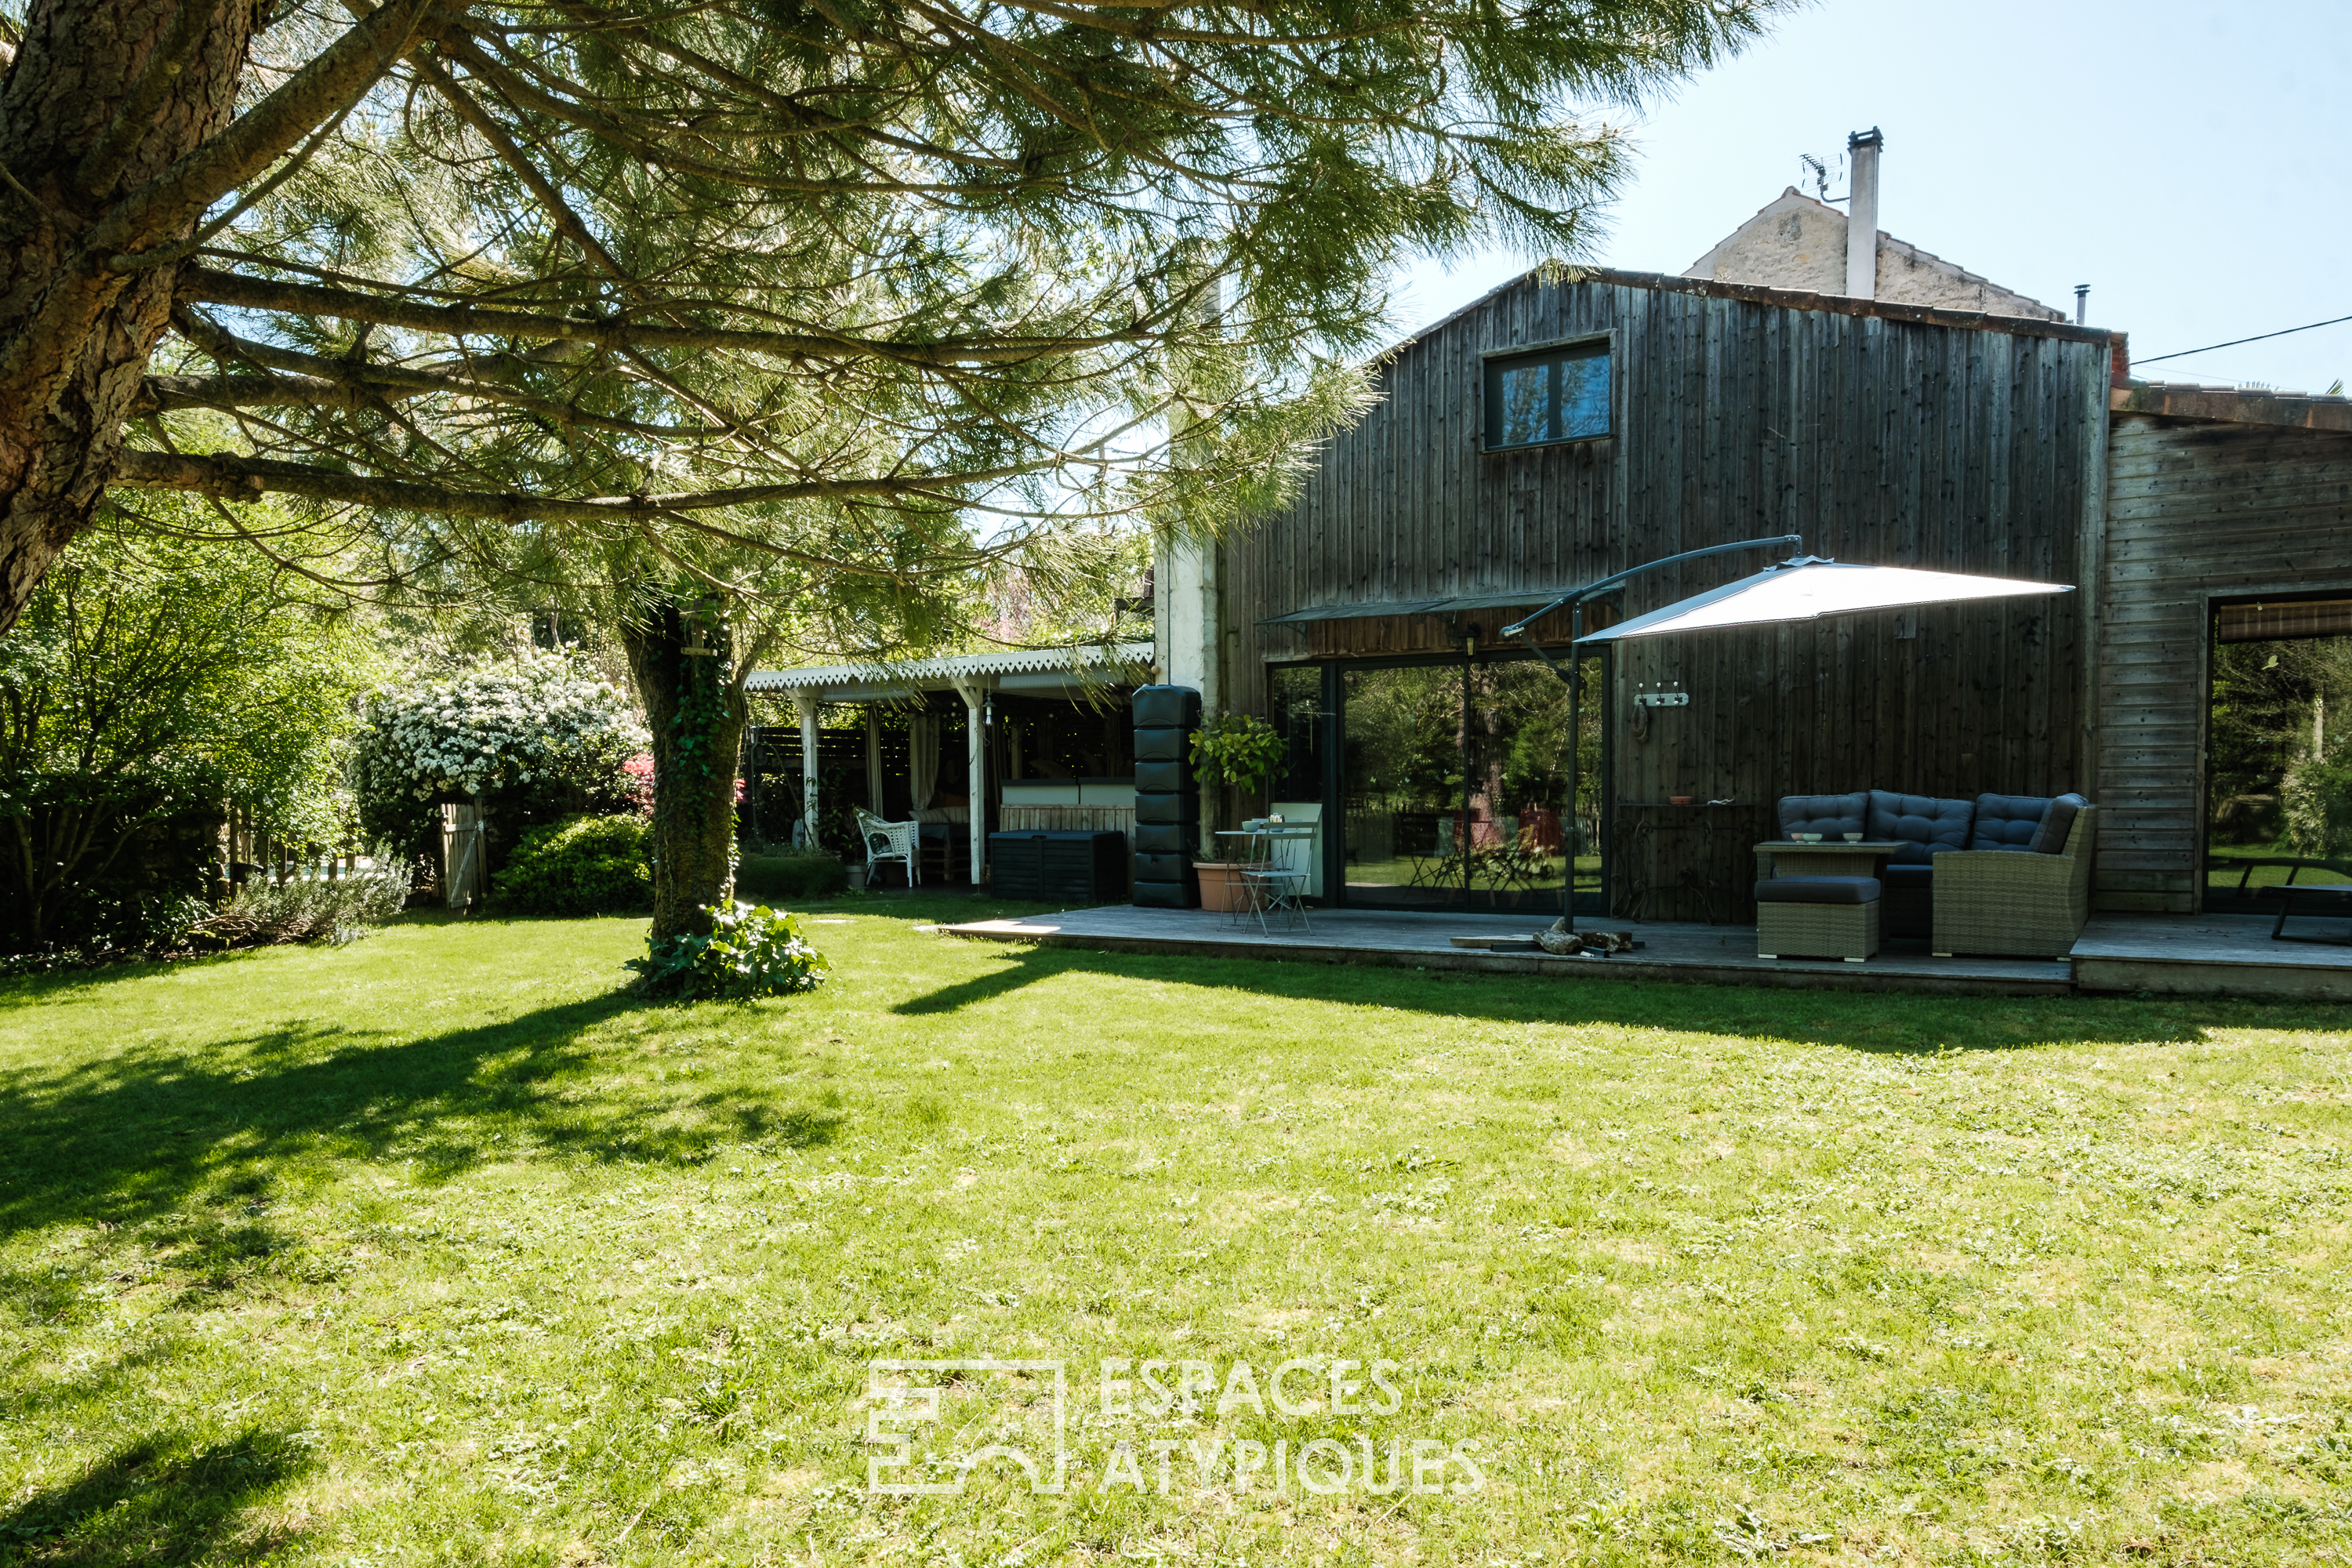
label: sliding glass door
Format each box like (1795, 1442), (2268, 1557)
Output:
(1339, 665), (1466, 906)
(1464, 657), (1599, 912)
(2205, 595), (2352, 911)
(1326, 652), (1604, 913)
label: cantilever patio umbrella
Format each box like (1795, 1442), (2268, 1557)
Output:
(1500, 544), (2074, 931)
(1570, 555), (2072, 644)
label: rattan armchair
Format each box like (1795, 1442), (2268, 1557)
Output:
(1930, 805), (2096, 959)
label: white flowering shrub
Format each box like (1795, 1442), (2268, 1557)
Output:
(351, 652), (650, 851)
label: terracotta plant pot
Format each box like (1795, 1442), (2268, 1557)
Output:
(1193, 861), (1248, 913)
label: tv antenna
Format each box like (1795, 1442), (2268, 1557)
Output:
(1799, 153), (1830, 201)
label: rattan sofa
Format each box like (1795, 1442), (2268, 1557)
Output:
(1931, 804), (2096, 959)
(1759, 789), (2096, 956)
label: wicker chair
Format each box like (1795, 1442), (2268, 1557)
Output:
(854, 808), (919, 887)
(1931, 804), (2096, 959)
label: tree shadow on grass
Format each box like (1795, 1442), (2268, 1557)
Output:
(0, 990), (840, 1240)
(0, 1428), (312, 1566)
(891, 940), (2352, 1054)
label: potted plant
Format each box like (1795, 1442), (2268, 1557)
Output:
(1189, 713), (1286, 913)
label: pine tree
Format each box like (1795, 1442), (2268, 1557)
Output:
(0, 0), (1776, 934)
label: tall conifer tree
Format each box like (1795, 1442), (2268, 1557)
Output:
(0, 0), (1774, 932)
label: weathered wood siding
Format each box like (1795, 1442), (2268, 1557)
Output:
(2096, 413), (2352, 911)
(1224, 270), (2112, 917)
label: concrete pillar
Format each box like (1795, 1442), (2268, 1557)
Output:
(794, 689), (820, 848)
(953, 677), (989, 885)
(1845, 127), (1882, 299)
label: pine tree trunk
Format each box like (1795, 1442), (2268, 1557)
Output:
(0, 0), (264, 633)
(622, 597), (744, 943)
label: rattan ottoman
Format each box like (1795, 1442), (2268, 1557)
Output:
(1755, 875), (1881, 962)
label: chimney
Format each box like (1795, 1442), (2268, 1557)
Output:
(1845, 127), (1882, 299)
(2074, 285), (2090, 325)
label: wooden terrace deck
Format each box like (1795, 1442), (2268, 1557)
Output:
(937, 906), (2352, 1001)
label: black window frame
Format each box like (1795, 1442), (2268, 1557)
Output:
(1480, 335), (1613, 452)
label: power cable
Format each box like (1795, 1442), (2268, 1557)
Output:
(2135, 313), (2352, 366)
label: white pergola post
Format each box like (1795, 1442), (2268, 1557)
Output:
(793, 689), (821, 848)
(953, 677), (989, 885)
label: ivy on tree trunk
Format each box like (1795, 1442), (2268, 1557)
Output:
(621, 597), (743, 943)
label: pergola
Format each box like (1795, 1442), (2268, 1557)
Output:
(744, 643), (1153, 883)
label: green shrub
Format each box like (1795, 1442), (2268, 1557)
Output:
(2283, 750), (2352, 861)
(188, 855), (413, 949)
(735, 850), (849, 902)
(492, 815), (653, 916)
(632, 902), (829, 1000)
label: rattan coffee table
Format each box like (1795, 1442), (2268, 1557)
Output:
(1753, 839), (1906, 880)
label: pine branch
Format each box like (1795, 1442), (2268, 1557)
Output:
(85, 0), (445, 257)
(151, 311), (741, 438)
(176, 267), (1142, 367)
(110, 446), (1038, 523)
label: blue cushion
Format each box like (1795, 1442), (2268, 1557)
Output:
(1778, 792), (1868, 840)
(1970, 793), (2048, 851)
(2031, 793), (2090, 855)
(1867, 790), (1975, 863)
(1755, 875), (1880, 905)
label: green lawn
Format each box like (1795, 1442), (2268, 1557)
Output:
(5, 900), (2352, 1566)
(2206, 842), (2352, 891)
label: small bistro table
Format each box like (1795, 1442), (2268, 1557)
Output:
(1214, 827), (1316, 930)
(1753, 839), (1908, 881)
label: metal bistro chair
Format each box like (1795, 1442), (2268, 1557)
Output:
(1214, 825), (1273, 929)
(1238, 820), (1313, 935)
(1405, 815), (1461, 898)
(854, 808), (919, 887)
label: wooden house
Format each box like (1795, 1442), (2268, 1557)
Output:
(2097, 383), (2352, 913)
(1163, 261), (2352, 922)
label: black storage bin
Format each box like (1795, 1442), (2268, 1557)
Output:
(1131, 685), (1202, 730)
(1132, 878), (1197, 909)
(1134, 791), (1200, 826)
(989, 830), (1128, 903)
(1134, 725), (1189, 762)
(1134, 851), (1194, 884)
(1133, 822), (1192, 855)
(1135, 757), (1189, 795)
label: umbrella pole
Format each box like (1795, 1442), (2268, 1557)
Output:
(1499, 534), (1803, 938)
(1563, 603), (1581, 932)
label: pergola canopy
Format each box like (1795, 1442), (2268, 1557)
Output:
(746, 642), (1153, 702)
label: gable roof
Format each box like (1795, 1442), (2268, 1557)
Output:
(1381, 261), (2107, 375)
(1683, 187), (2063, 322)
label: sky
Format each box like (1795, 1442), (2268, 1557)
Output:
(1388, 0), (2352, 394)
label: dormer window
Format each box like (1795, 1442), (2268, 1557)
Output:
(1483, 339), (1610, 450)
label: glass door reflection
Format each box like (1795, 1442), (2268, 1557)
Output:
(1462, 659), (1596, 911)
(1340, 665), (1467, 906)
(1335, 652), (1603, 912)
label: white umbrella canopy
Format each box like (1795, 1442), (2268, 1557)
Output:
(1573, 556), (2071, 643)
